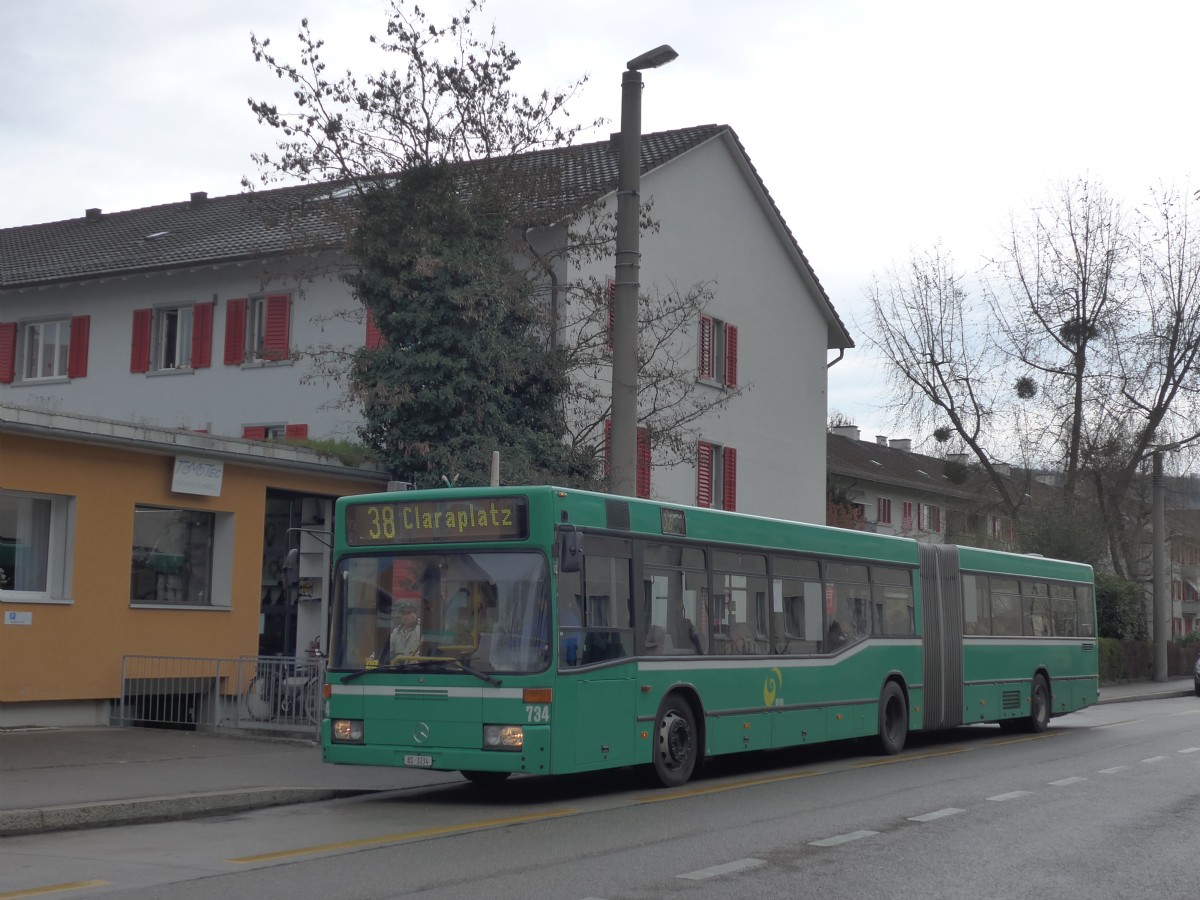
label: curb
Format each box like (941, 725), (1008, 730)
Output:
(1096, 687), (1195, 705)
(0, 787), (374, 838)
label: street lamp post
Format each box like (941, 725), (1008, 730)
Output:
(610, 44), (677, 497)
(1151, 447), (1176, 682)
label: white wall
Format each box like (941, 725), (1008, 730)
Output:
(570, 134), (832, 523)
(2, 259), (367, 441)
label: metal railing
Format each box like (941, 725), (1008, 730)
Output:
(116, 654), (325, 737)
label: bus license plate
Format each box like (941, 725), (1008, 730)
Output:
(404, 754), (434, 768)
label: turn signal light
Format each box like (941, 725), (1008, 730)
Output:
(523, 687), (552, 704)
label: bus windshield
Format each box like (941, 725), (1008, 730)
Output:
(329, 550), (551, 675)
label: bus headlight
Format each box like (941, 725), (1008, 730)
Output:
(482, 724), (524, 751)
(331, 719), (364, 743)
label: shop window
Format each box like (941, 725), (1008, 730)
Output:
(0, 489), (73, 601)
(130, 506), (231, 607)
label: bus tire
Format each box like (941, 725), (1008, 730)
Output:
(1026, 674), (1050, 733)
(877, 681), (908, 755)
(653, 694), (699, 787)
(461, 770), (511, 786)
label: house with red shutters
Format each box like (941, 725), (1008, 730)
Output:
(1, 125), (851, 522)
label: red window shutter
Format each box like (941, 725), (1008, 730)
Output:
(262, 294), (291, 361)
(130, 308), (152, 373)
(902, 502), (913, 530)
(724, 324), (738, 387)
(0, 322), (17, 384)
(606, 279), (615, 351)
(698, 315), (713, 379)
(191, 302), (214, 368)
(284, 423), (309, 440)
(67, 315), (90, 378)
(636, 426), (651, 499)
(242, 426), (267, 441)
(365, 309), (383, 350)
(877, 497), (889, 524)
(697, 441), (714, 507)
(224, 299), (247, 365)
(722, 446), (737, 511)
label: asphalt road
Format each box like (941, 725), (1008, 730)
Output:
(2, 694), (1198, 899)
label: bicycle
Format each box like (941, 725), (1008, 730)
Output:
(243, 650), (323, 725)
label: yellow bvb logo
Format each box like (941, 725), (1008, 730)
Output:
(763, 667), (783, 707)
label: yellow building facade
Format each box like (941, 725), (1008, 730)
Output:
(0, 406), (386, 727)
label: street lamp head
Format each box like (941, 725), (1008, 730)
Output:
(627, 44), (678, 71)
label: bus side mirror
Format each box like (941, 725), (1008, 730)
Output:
(559, 530), (582, 573)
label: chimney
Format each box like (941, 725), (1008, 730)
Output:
(831, 425), (861, 442)
(890, 438), (912, 452)
(85, 208), (102, 222)
(876, 435), (888, 446)
(948, 452), (968, 465)
(190, 191), (208, 206)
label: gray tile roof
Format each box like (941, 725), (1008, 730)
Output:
(828, 432), (1009, 504)
(1, 124), (846, 342)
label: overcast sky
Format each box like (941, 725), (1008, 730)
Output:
(3, 0), (1197, 444)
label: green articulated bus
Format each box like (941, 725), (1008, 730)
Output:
(322, 486), (1098, 787)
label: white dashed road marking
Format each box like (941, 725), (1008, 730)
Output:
(678, 859), (766, 880)
(1099, 766), (1129, 774)
(987, 791), (1031, 802)
(809, 830), (879, 847)
(1179, 747), (1200, 754)
(1049, 776), (1087, 786)
(1141, 756), (1168, 763)
(908, 808), (965, 822)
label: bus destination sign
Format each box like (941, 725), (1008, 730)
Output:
(345, 496), (528, 546)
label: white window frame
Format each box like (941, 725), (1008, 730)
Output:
(154, 306), (194, 370)
(0, 488), (74, 603)
(246, 297), (268, 361)
(21, 319), (71, 381)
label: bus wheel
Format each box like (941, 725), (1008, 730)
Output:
(877, 681), (908, 755)
(1027, 674), (1050, 733)
(461, 770), (511, 786)
(654, 694), (698, 787)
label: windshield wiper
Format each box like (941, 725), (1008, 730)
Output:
(339, 663), (423, 684)
(337, 657), (502, 687)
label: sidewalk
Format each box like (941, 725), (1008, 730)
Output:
(1, 678), (1194, 837)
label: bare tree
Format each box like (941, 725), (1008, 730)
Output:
(868, 181), (1200, 578)
(246, 1), (741, 483)
(985, 178), (1133, 498)
(864, 245), (1029, 513)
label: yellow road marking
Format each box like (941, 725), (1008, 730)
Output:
(851, 746), (968, 768)
(227, 808), (578, 863)
(987, 731), (1065, 747)
(0, 881), (110, 899)
(638, 769), (822, 803)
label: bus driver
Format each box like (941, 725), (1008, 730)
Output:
(390, 602), (422, 659)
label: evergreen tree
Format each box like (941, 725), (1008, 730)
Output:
(346, 164), (585, 487)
